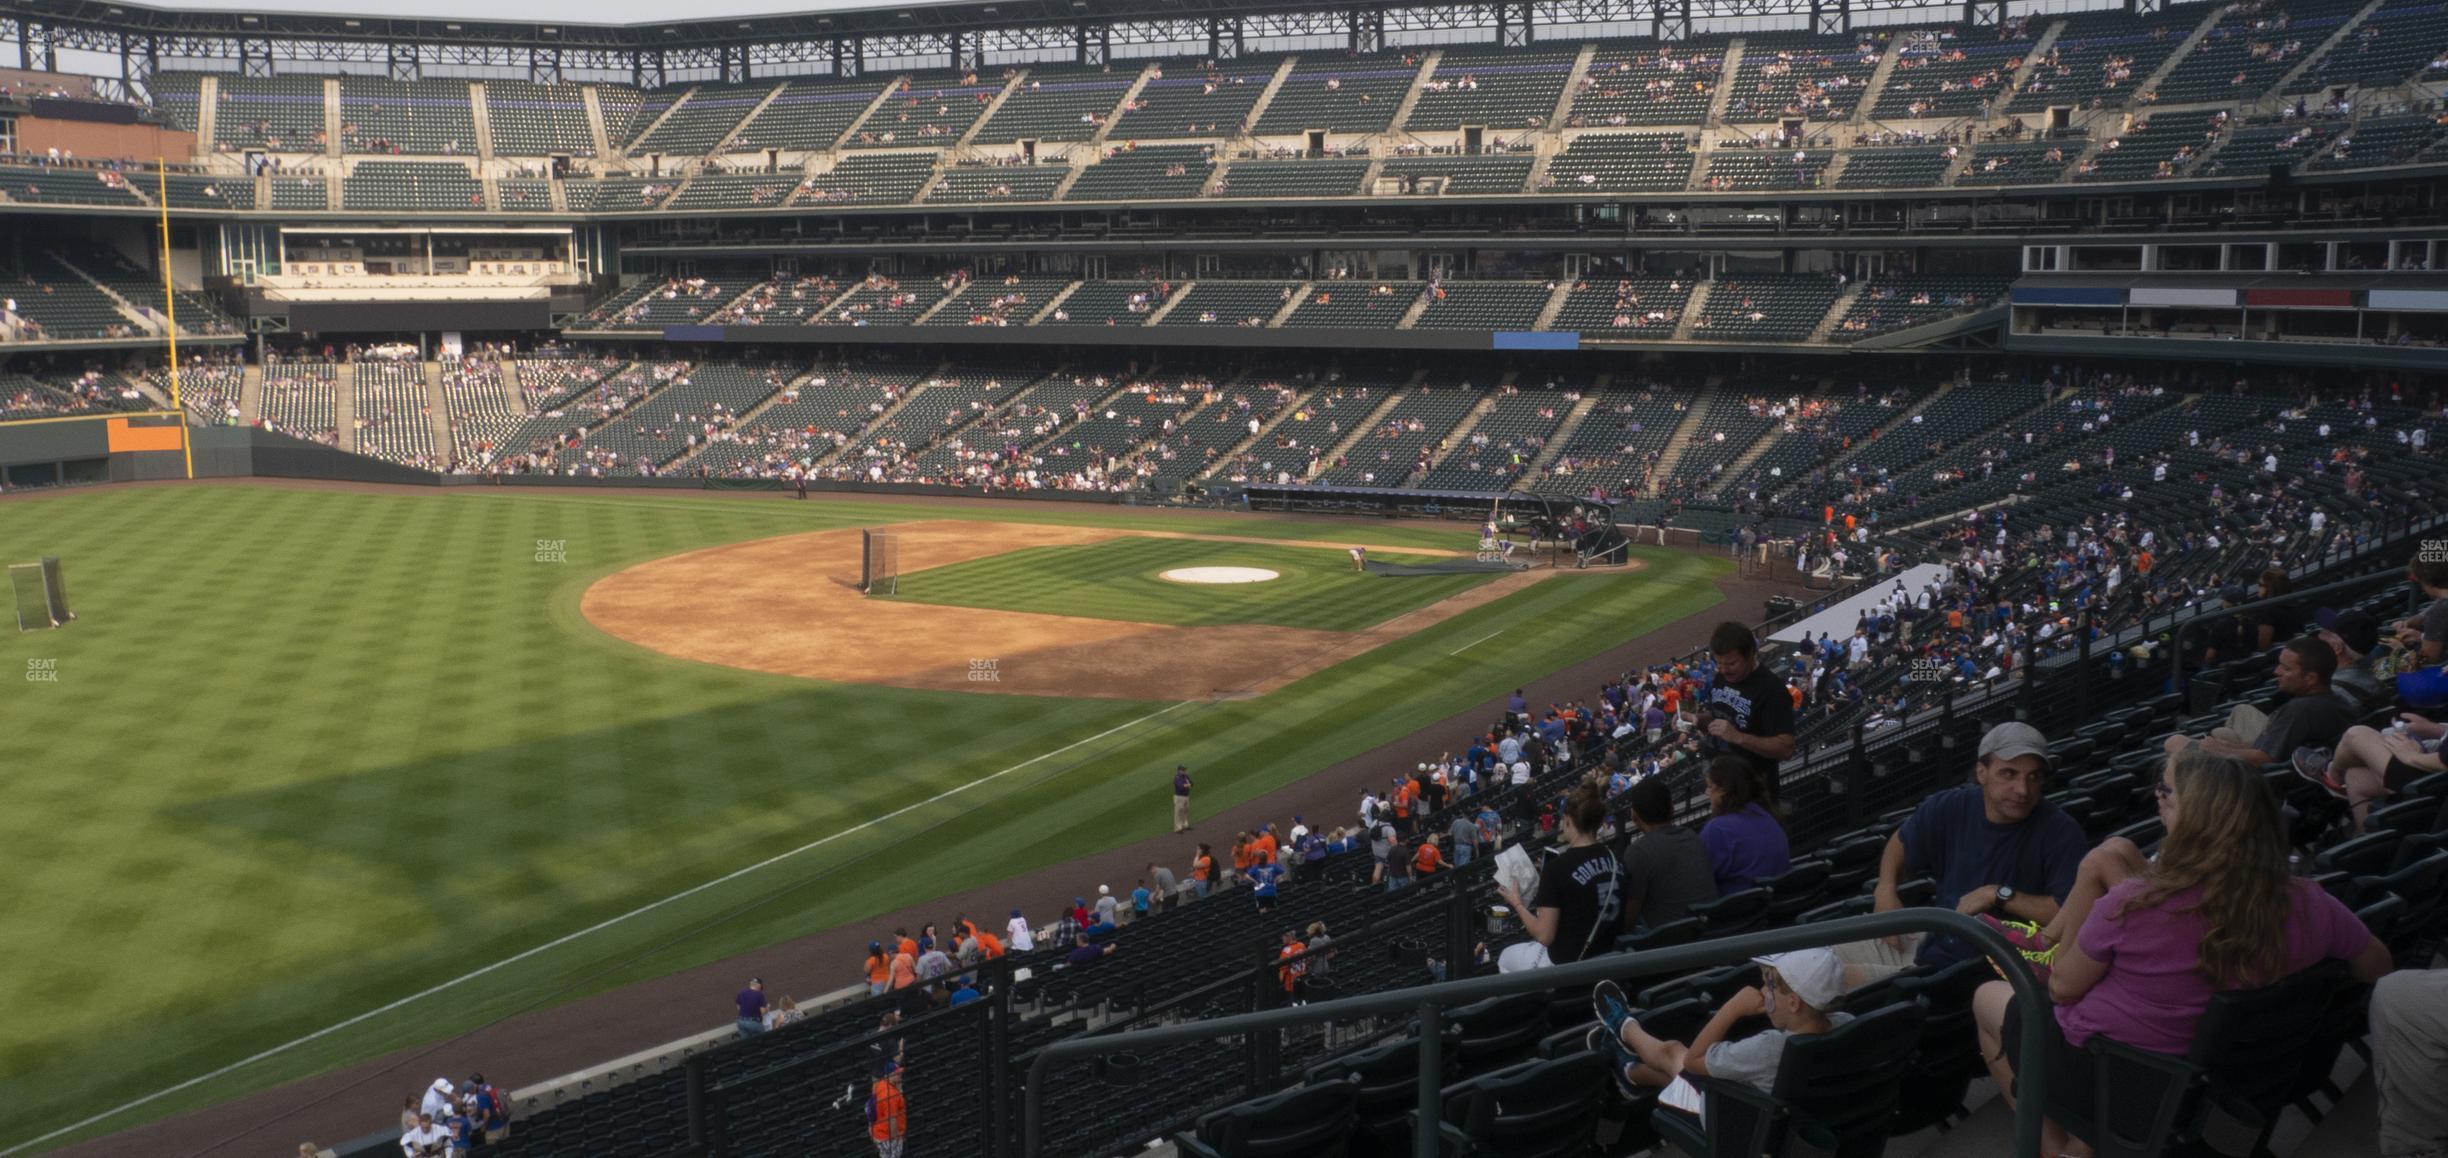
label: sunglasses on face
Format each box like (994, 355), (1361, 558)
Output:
(2154, 781), (2175, 800)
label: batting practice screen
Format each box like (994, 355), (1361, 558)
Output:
(861, 530), (899, 595)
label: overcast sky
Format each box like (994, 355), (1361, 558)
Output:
(141, 0), (891, 24)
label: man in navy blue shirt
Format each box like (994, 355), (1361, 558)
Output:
(1873, 722), (2086, 966)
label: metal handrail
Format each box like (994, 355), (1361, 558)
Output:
(1021, 909), (2053, 1158)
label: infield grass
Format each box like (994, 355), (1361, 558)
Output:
(894, 538), (1497, 629)
(0, 483), (1727, 1153)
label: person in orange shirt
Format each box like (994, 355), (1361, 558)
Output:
(1277, 930), (1308, 997)
(894, 929), (918, 960)
(2136, 549), (2154, 575)
(888, 943), (917, 990)
(864, 942), (891, 996)
(1412, 836), (1445, 877)
(1252, 824), (1279, 866)
(1191, 842), (1216, 899)
(866, 1059), (907, 1158)
(1947, 607), (1966, 631)
(1231, 833), (1256, 882)
(1788, 682), (1805, 711)
(1391, 777), (1418, 837)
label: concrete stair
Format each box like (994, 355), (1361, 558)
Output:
(500, 358), (529, 416)
(1028, 281), (1084, 324)
(239, 364), (262, 423)
(1193, 381), (1328, 482)
(1521, 377), (1604, 484)
(1240, 57), (1301, 133)
(1142, 281), (1195, 325)
(423, 360), (450, 454)
(1309, 379), (1416, 481)
(468, 82), (496, 160)
(1091, 64), (1161, 146)
(2004, 19), (2068, 102)
(1387, 49), (1444, 135)
(580, 85), (615, 159)
(960, 72), (1029, 149)
(1780, 381), (1955, 497)
(1550, 43), (1600, 127)
(1809, 282), (1865, 343)
(2269, 0), (2390, 104)
(2136, 6), (2230, 100)
(626, 86), (699, 155)
(1534, 282), (1572, 330)
(1671, 282), (1713, 341)
(323, 77), (342, 157)
(1395, 291), (1431, 330)
(1266, 284), (1313, 328)
(715, 84), (790, 156)
(195, 75), (220, 147)
(1708, 40), (1745, 126)
(1411, 376), (1511, 485)
(1645, 381), (1716, 496)
(838, 78), (905, 149)
(1703, 387), (1812, 498)
(333, 371), (357, 453)
(1856, 35), (1908, 123)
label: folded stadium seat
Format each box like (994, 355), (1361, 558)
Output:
(215, 75), (328, 151)
(1213, 158), (1373, 199)
(2348, 851), (2448, 933)
(1613, 915), (1705, 956)
(1651, 999), (1928, 1158)
(1754, 860), (1834, 925)
(798, 153), (938, 205)
(728, 78), (886, 153)
(1413, 1052), (1609, 1158)
(1306, 1034), (1460, 1158)
(1861, 958), (1991, 1138)
(1817, 832), (1891, 895)
(1174, 1079), (1360, 1158)
(1404, 46), (1579, 132)
(2048, 960), (2354, 1158)
(1110, 56), (1280, 137)
(1376, 155), (1534, 195)
(1796, 893), (1875, 927)
(338, 77), (478, 154)
(2318, 830), (2406, 877)
(1253, 54), (1416, 136)
(1435, 992), (1550, 1075)
(1543, 132), (1694, 192)
(2363, 796), (2444, 841)
(923, 165), (1068, 205)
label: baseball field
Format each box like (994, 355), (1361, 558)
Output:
(0, 482), (1730, 1153)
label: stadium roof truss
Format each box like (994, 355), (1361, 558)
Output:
(2, 0), (2091, 95)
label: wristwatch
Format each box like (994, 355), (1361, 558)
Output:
(1995, 886), (2016, 909)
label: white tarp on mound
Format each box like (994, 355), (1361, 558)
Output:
(1768, 563), (1952, 644)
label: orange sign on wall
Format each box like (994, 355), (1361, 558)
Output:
(105, 417), (186, 453)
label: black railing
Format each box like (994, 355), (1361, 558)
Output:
(1020, 909), (2055, 1158)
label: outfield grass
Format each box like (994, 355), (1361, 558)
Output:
(894, 538), (1497, 630)
(0, 485), (1727, 1152)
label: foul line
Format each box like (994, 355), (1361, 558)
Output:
(2, 701), (1190, 1158)
(1448, 629), (1506, 657)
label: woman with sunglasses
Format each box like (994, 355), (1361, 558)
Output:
(1970, 749), (2392, 1156)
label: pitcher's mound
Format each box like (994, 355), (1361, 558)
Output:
(1159, 566), (1281, 585)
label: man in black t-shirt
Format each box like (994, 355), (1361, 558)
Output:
(1703, 622), (1797, 794)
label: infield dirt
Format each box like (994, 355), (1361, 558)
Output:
(582, 519), (1628, 699)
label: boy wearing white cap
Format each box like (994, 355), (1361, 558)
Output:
(1588, 948), (1851, 1102)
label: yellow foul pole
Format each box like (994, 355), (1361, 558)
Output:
(155, 161), (193, 479)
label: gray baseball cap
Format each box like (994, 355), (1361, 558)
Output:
(1977, 722), (2050, 769)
